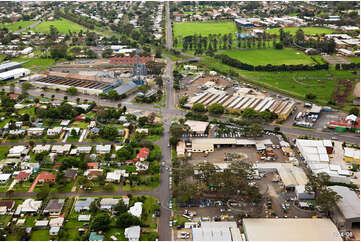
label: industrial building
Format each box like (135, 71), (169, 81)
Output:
(296, 139), (332, 164)
(0, 61), (23, 73)
(187, 91), (295, 120)
(113, 81), (138, 96)
(344, 147), (360, 164)
(192, 222), (242, 241)
(328, 186), (360, 230)
(242, 218), (342, 241)
(0, 68), (30, 81)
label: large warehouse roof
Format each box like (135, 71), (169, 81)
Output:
(192, 222), (241, 241)
(296, 139), (330, 163)
(113, 81), (138, 95)
(329, 186), (360, 220)
(0, 61), (22, 72)
(243, 218), (342, 241)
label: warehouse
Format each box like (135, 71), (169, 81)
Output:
(328, 186), (360, 230)
(0, 68), (30, 81)
(0, 61), (23, 73)
(296, 139), (332, 164)
(32, 74), (113, 95)
(112, 81), (138, 96)
(192, 222), (242, 241)
(242, 218), (342, 241)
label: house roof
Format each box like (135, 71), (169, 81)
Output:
(37, 171), (56, 180)
(136, 147), (150, 159)
(15, 171), (31, 180)
(185, 120), (209, 133)
(64, 169), (78, 179)
(44, 199), (65, 213)
(0, 200), (14, 209)
(329, 186), (360, 220)
(87, 162), (98, 168)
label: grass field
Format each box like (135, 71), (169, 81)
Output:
(217, 48), (316, 65)
(31, 18), (88, 34)
(0, 21), (36, 32)
(173, 21), (237, 38)
(11, 58), (55, 71)
(266, 27), (334, 36)
(199, 56), (359, 108)
(348, 57), (360, 64)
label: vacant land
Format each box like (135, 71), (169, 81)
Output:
(173, 21), (237, 38)
(11, 58), (55, 71)
(31, 18), (88, 34)
(266, 27), (334, 36)
(218, 48), (316, 65)
(0, 21), (36, 31)
(199, 56), (359, 107)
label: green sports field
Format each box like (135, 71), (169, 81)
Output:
(217, 48), (316, 65)
(30, 18), (88, 34)
(173, 21), (237, 38)
(11, 58), (55, 71)
(266, 27), (334, 36)
(0, 21), (36, 31)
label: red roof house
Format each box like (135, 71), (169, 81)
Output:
(37, 172), (56, 183)
(15, 171), (31, 181)
(87, 162), (98, 169)
(9, 94), (19, 99)
(136, 148), (150, 161)
(75, 115), (85, 121)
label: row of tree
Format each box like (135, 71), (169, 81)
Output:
(335, 62), (360, 70)
(215, 54), (329, 72)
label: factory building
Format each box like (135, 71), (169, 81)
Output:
(0, 61), (23, 73)
(0, 68), (30, 81)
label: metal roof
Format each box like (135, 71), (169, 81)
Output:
(329, 186), (360, 220)
(113, 81), (137, 95)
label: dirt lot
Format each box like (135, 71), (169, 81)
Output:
(179, 76), (233, 97)
(353, 82), (360, 98)
(323, 55), (351, 65)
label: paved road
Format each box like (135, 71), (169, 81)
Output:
(14, 20), (42, 34)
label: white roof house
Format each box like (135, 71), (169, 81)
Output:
(100, 198), (120, 210)
(296, 139), (330, 164)
(344, 147), (360, 160)
(49, 217), (64, 227)
(51, 144), (72, 155)
(185, 120), (209, 134)
(78, 215), (91, 221)
(8, 145), (29, 158)
(106, 171), (121, 183)
(35, 220), (49, 227)
(15, 199), (42, 214)
(124, 226), (141, 241)
(128, 202), (142, 218)
(32, 144), (51, 153)
(60, 120), (71, 126)
(242, 218), (342, 241)
(47, 127), (63, 136)
(78, 146), (92, 154)
(0, 173), (11, 184)
(96, 145), (111, 154)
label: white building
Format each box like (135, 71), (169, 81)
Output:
(32, 144), (51, 153)
(100, 198), (120, 211)
(124, 226), (141, 241)
(0, 68), (30, 81)
(0, 174), (11, 184)
(47, 127), (63, 136)
(15, 199), (42, 215)
(296, 139), (330, 164)
(8, 145), (29, 158)
(96, 145), (111, 154)
(128, 202), (142, 218)
(192, 222), (241, 241)
(51, 144), (72, 155)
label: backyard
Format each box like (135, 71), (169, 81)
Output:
(217, 48), (316, 65)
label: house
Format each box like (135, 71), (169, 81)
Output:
(37, 172), (56, 183)
(64, 168), (78, 180)
(78, 214), (91, 222)
(124, 226), (141, 241)
(100, 198), (120, 211)
(74, 198), (95, 212)
(15, 171), (31, 181)
(51, 144), (72, 155)
(32, 144), (51, 154)
(15, 199), (42, 215)
(21, 162), (40, 170)
(49, 217), (64, 227)
(27, 127), (44, 136)
(49, 226), (60, 236)
(85, 169), (103, 180)
(0, 174), (11, 184)
(128, 202), (142, 218)
(78, 146), (92, 154)
(89, 232), (104, 241)
(60, 120), (71, 126)
(0, 200), (15, 213)
(136, 147), (150, 161)
(8, 145), (29, 158)
(96, 145), (111, 154)
(43, 199), (65, 216)
(135, 128), (148, 135)
(135, 161), (149, 171)
(106, 171), (121, 183)
(47, 127), (63, 137)
(88, 162), (98, 169)
(176, 141), (186, 158)
(185, 120), (209, 134)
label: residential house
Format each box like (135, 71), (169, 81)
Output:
(49, 226), (60, 236)
(135, 128), (148, 135)
(8, 145), (29, 158)
(100, 198), (120, 211)
(27, 127), (44, 137)
(124, 226), (141, 241)
(0, 200), (15, 214)
(88, 162), (98, 169)
(15, 199), (42, 215)
(78, 146), (92, 154)
(0, 174), (11, 184)
(106, 171), (121, 183)
(15, 171), (31, 181)
(96, 145), (111, 154)
(64, 168), (78, 180)
(51, 144), (72, 155)
(85, 169), (103, 180)
(60, 120), (71, 127)
(21, 162), (40, 170)
(78, 214), (91, 222)
(47, 127), (63, 137)
(136, 147), (150, 161)
(128, 202), (142, 218)
(49, 217), (64, 227)
(35, 220), (49, 228)
(37, 172), (56, 183)
(135, 161), (149, 171)
(74, 198), (95, 212)
(43, 199), (65, 216)
(32, 144), (51, 154)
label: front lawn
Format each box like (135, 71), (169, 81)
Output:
(217, 48), (316, 65)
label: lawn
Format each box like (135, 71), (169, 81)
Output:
(122, 175), (160, 191)
(217, 48), (316, 65)
(173, 21), (237, 39)
(0, 21), (36, 32)
(0, 146), (10, 160)
(10, 58), (55, 71)
(348, 57), (360, 64)
(31, 18), (88, 34)
(266, 27), (334, 36)
(30, 230), (51, 241)
(71, 121), (88, 129)
(199, 56), (359, 107)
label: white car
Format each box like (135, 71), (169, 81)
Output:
(169, 221), (173, 227)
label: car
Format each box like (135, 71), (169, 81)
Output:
(169, 221), (173, 227)
(331, 136), (338, 140)
(168, 143), (170, 147)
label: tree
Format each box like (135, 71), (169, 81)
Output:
(114, 199), (128, 214)
(107, 90), (120, 100)
(99, 126), (118, 141)
(91, 214), (111, 232)
(179, 96), (188, 107)
(116, 212), (140, 228)
(316, 189), (342, 214)
(192, 103), (206, 113)
(208, 103), (224, 115)
(349, 107), (359, 116)
(67, 87), (78, 96)
(305, 93), (316, 100)
(170, 124), (186, 138)
(102, 48), (113, 58)
(21, 82), (32, 94)
(241, 108), (259, 120)
(169, 136), (178, 147)
(275, 42), (283, 49)
(36, 184), (50, 200)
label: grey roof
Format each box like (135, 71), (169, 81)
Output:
(329, 186), (360, 220)
(44, 199), (65, 213)
(75, 197), (95, 210)
(0, 62), (22, 72)
(192, 222), (240, 241)
(113, 81), (137, 95)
